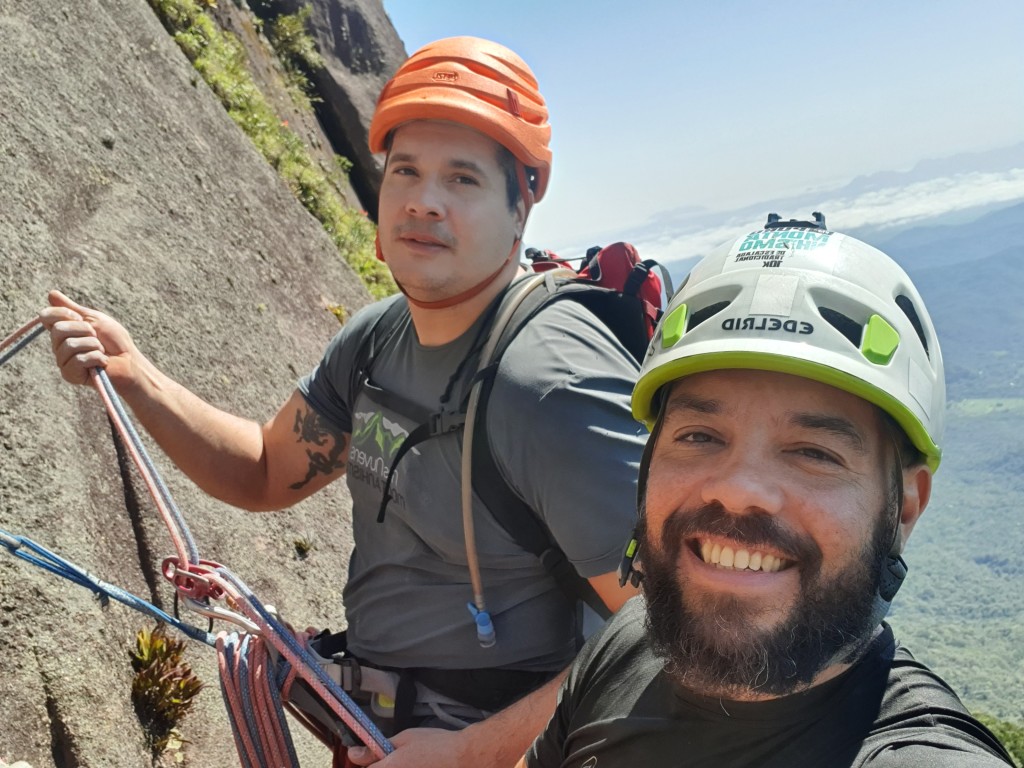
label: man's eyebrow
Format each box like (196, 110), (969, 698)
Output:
(449, 158), (486, 174)
(386, 153), (486, 175)
(665, 392), (721, 415)
(791, 413), (867, 452)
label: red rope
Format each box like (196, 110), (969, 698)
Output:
(4, 317), (393, 765)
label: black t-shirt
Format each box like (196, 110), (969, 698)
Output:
(526, 598), (1013, 768)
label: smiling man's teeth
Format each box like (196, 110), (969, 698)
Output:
(699, 541), (787, 571)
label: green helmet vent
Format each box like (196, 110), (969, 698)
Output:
(661, 304), (687, 348)
(861, 314), (900, 365)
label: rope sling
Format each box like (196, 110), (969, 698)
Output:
(0, 318), (394, 766)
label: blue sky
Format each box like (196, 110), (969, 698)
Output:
(381, 1), (1024, 260)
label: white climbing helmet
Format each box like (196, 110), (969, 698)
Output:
(632, 214), (945, 470)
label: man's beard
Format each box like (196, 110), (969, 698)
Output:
(639, 497), (894, 699)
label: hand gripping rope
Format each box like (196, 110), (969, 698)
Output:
(0, 318), (394, 765)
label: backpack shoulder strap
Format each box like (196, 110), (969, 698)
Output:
(346, 296), (413, 416)
(372, 288), (509, 524)
(465, 272), (613, 621)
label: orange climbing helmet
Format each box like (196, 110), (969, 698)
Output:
(369, 36), (552, 202)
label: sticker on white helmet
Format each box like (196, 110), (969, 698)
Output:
(725, 228), (838, 272)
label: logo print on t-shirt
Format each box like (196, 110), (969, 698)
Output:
(581, 757), (597, 768)
(348, 410), (420, 510)
(351, 410), (420, 460)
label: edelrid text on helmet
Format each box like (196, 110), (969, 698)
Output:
(369, 36), (552, 201)
(632, 216), (946, 471)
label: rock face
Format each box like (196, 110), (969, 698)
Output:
(278, 0), (409, 218)
(0, 0), (401, 765)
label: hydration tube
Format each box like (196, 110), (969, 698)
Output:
(459, 269), (574, 648)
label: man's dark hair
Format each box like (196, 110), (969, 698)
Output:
(880, 412), (926, 469)
(495, 144), (522, 210)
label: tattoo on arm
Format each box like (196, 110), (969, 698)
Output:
(289, 408), (347, 490)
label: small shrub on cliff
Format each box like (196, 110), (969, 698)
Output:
(145, 0), (395, 299)
(267, 6), (324, 103)
(293, 531), (317, 560)
(130, 623), (204, 758)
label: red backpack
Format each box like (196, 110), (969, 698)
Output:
(525, 242), (669, 347)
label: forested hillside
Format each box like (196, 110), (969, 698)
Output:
(857, 206), (1023, 722)
(881, 203), (1023, 720)
(834, 206), (1023, 721)
(888, 404), (1024, 722)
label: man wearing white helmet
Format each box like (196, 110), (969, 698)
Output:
(521, 215), (1015, 767)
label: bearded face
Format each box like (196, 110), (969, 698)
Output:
(638, 497), (893, 698)
(636, 369), (920, 700)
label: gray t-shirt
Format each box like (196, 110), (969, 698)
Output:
(299, 286), (645, 671)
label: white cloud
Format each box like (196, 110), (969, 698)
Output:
(819, 169), (1024, 231)
(601, 167), (1024, 270)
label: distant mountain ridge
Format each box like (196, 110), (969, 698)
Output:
(858, 200), (1024, 271)
(841, 142), (1024, 198)
(908, 245), (1024, 400)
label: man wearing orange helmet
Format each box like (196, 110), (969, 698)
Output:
(41, 37), (642, 766)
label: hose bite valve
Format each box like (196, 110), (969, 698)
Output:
(467, 603), (496, 648)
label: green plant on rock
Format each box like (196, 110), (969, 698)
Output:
(267, 6), (324, 104)
(145, 0), (395, 299)
(130, 623), (204, 758)
(334, 155), (354, 176)
(326, 302), (347, 325)
(293, 531), (317, 560)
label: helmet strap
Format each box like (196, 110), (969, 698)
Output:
(514, 159), (534, 224)
(877, 554), (908, 603)
(400, 244), (518, 310)
(877, 439), (909, 603)
(619, 395), (669, 587)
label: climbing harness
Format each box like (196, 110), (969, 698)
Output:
(0, 318), (394, 766)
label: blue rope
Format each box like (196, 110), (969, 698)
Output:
(263, 642), (301, 767)
(0, 324), (45, 368)
(0, 528), (215, 646)
(218, 634), (255, 768)
(94, 369), (201, 565)
(236, 633), (268, 766)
